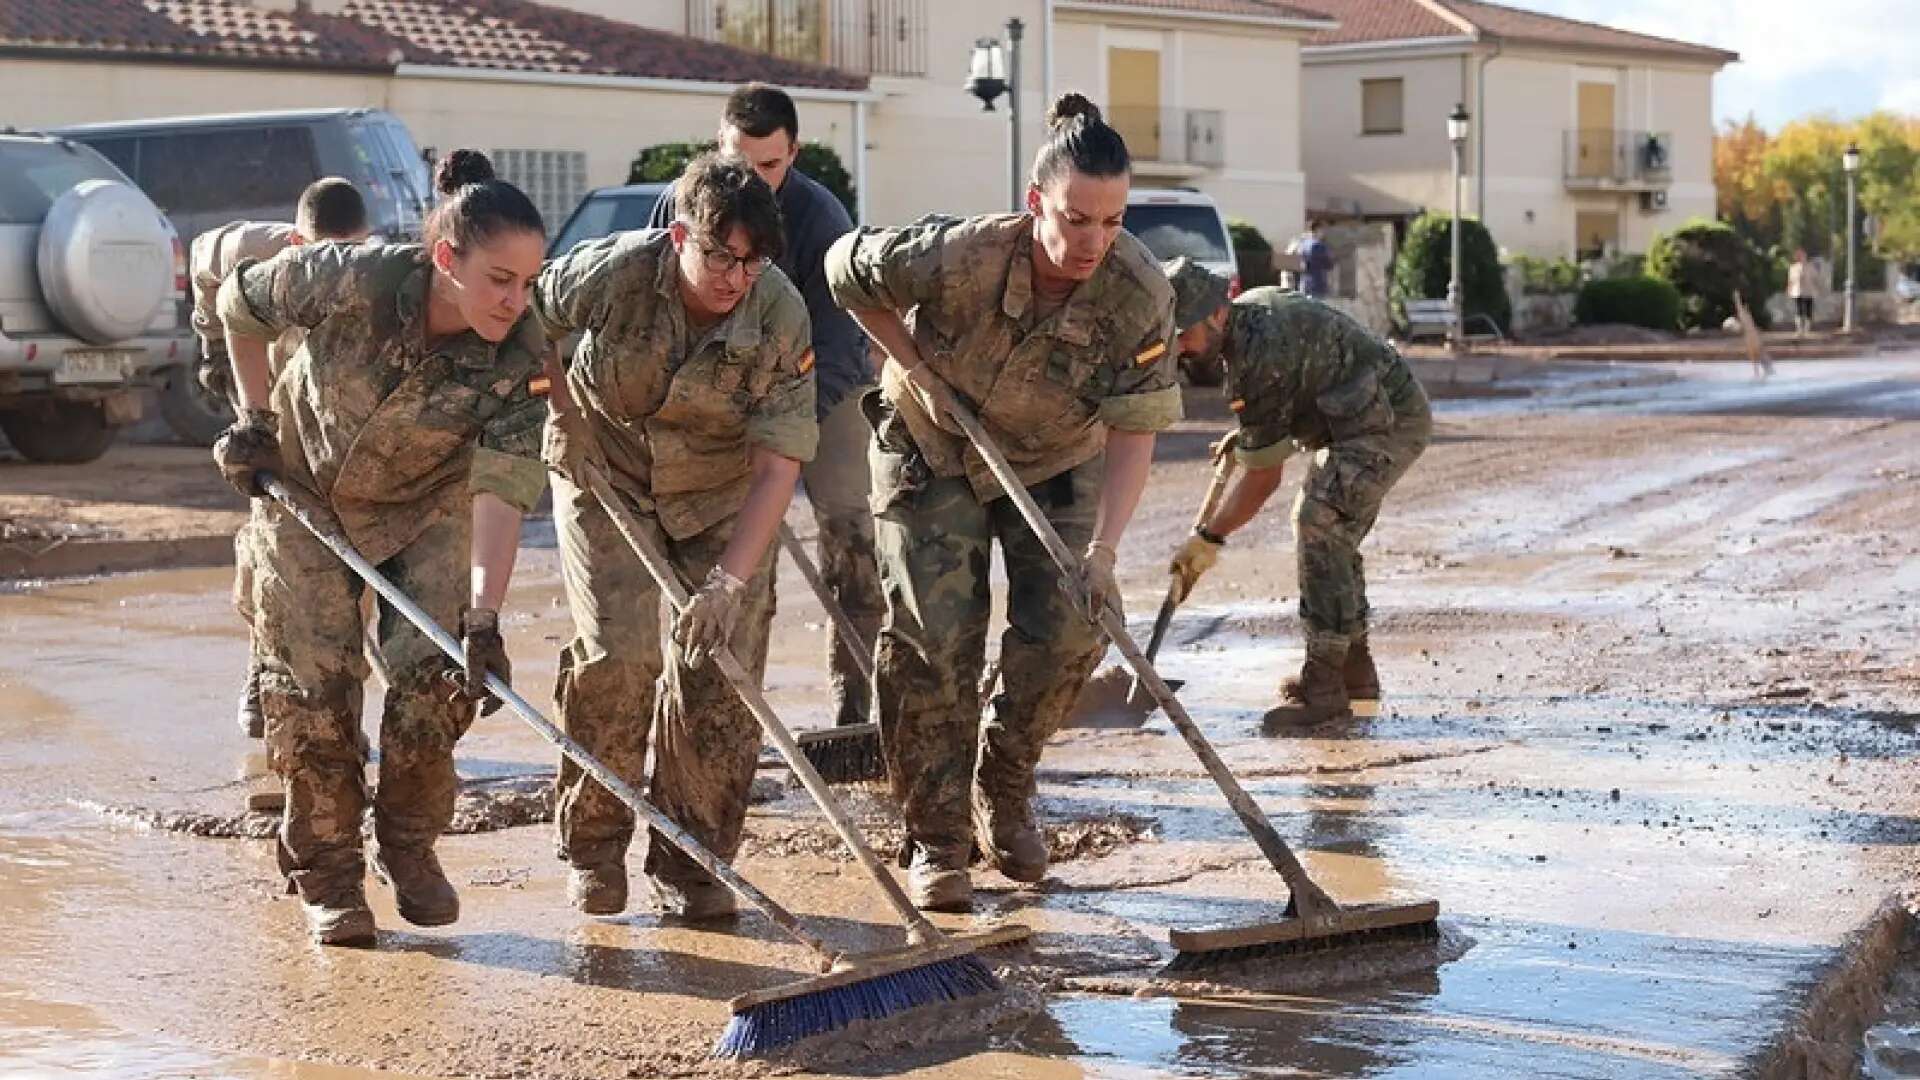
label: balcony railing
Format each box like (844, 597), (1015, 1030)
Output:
(1106, 106), (1226, 169)
(1564, 129), (1673, 188)
(686, 0), (927, 78)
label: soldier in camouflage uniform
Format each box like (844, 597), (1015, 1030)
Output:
(213, 151), (549, 946)
(827, 95), (1180, 912)
(192, 179), (370, 740)
(1161, 256), (1432, 726)
(537, 154), (817, 921)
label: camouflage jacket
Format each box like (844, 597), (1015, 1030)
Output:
(1224, 288), (1421, 468)
(192, 221), (302, 374)
(218, 243), (549, 565)
(825, 214), (1180, 501)
(534, 229), (818, 541)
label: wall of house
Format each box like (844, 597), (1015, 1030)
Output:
(1301, 53), (1467, 220)
(1162, 21), (1306, 244)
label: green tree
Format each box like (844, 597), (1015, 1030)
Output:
(1647, 218), (1775, 330)
(1227, 219), (1276, 288)
(1389, 212), (1510, 334)
(628, 140), (859, 218)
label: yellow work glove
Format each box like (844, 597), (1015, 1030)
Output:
(674, 565), (748, 669)
(1169, 530), (1224, 604)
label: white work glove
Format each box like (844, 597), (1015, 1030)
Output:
(674, 565), (748, 669)
(1074, 540), (1120, 626)
(1169, 529), (1224, 604)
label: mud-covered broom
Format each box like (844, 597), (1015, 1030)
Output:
(770, 522), (885, 784)
(576, 463), (1032, 1058)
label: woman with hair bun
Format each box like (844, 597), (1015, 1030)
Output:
(214, 148), (550, 947)
(826, 92), (1179, 912)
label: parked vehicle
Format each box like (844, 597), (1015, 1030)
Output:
(0, 133), (185, 463)
(548, 182), (672, 258)
(54, 108), (432, 444)
(1125, 187), (1239, 386)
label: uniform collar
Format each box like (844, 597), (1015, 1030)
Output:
(396, 258), (500, 370)
(656, 232), (764, 351)
(1003, 221), (1097, 345)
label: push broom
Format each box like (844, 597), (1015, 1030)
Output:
(263, 474), (1025, 1058)
(935, 397), (1439, 972)
(769, 522), (886, 784)
(575, 462), (1030, 1055)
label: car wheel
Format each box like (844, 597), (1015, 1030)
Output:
(158, 362), (233, 446)
(1180, 353), (1226, 388)
(0, 401), (118, 464)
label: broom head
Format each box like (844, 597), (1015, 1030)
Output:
(1165, 899), (1440, 974)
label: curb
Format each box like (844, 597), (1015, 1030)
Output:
(1742, 895), (1914, 1078)
(0, 534), (235, 582)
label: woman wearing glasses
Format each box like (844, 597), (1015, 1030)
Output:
(534, 153), (817, 920)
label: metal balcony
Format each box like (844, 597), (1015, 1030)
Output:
(1564, 129), (1674, 190)
(686, 0), (927, 78)
(1106, 107), (1226, 170)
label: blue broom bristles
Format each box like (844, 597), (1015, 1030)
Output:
(713, 953), (1002, 1059)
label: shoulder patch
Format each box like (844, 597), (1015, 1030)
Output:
(1135, 341), (1168, 366)
(796, 348), (816, 375)
(1230, 398), (1246, 413)
(528, 373), (552, 398)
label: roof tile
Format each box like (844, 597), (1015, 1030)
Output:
(1298, 0), (1735, 63)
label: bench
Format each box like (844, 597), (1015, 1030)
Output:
(1402, 298), (1504, 343)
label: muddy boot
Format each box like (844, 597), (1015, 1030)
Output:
(906, 846), (973, 913)
(236, 663), (265, 739)
(971, 788), (1048, 883)
(1268, 640), (1355, 728)
(568, 861), (628, 916)
(1344, 635), (1381, 712)
(650, 875), (737, 922)
(371, 844), (460, 927)
(300, 883), (377, 948)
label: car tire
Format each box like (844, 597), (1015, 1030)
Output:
(1180, 353), (1226, 388)
(0, 401), (118, 464)
(158, 362), (233, 446)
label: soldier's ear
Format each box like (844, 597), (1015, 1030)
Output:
(1024, 185), (1042, 216)
(667, 220), (689, 253)
(431, 238), (458, 275)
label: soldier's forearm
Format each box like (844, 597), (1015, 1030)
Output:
(470, 492), (523, 612)
(1094, 430), (1156, 549)
(846, 308), (925, 375)
(224, 331), (273, 412)
(718, 449), (802, 582)
(1207, 464), (1287, 538)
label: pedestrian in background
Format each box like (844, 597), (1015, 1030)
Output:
(1787, 248), (1814, 337)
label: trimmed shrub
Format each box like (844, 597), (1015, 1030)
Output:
(1510, 254), (1581, 295)
(1574, 275), (1682, 331)
(1390, 212), (1511, 334)
(628, 140), (858, 217)
(1228, 219), (1276, 289)
(1647, 218), (1774, 330)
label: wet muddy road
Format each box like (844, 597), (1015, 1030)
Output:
(4, 358), (1919, 1078)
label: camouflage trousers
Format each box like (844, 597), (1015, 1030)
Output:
(245, 504), (476, 905)
(550, 471), (775, 885)
(1293, 375), (1433, 649)
(801, 391), (885, 727)
(870, 405), (1104, 867)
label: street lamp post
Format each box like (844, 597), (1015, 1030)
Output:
(1007, 19), (1025, 212)
(1447, 103), (1470, 355)
(1843, 141), (1861, 334)
(965, 20), (1026, 212)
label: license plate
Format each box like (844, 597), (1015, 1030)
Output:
(54, 348), (137, 385)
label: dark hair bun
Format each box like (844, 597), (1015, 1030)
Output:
(435, 149), (496, 195)
(1046, 93), (1104, 132)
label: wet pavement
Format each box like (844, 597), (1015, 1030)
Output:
(3, 356), (1919, 1077)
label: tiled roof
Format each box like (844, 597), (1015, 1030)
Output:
(1297, 0), (1736, 64)
(1067, 0), (1337, 24)
(0, 0), (868, 88)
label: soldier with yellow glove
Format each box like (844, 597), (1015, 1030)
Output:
(1164, 256), (1431, 726)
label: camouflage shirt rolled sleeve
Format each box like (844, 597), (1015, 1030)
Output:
(1098, 316), (1183, 433)
(746, 287), (820, 463)
(1234, 429), (1297, 469)
(824, 221), (949, 314)
(217, 243), (377, 343)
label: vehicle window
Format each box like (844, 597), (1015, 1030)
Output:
(0, 142), (127, 223)
(548, 191), (661, 256)
(378, 121), (432, 204)
(82, 136), (140, 181)
(136, 126), (319, 215)
(1124, 204), (1230, 263)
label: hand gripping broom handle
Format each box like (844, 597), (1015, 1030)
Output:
(777, 523), (875, 682)
(577, 464), (944, 945)
(261, 475), (843, 967)
(939, 401), (1339, 921)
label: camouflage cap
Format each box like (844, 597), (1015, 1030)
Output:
(1162, 256), (1231, 331)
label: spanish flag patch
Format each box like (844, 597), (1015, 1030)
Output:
(1134, 341), (1168, 366)
(1229, 398), (1246, 413)
(797, 348), (816, 375)
(529, 373), (552, 398)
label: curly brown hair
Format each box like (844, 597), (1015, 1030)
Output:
(676, 151), (785, 263)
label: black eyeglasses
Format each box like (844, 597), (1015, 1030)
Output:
(696, 239), (772, 280)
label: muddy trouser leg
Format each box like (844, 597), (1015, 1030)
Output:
(370, 512), (478, 855)
(976, 460), (1106, 818)
(551, 472), (665, 870)
(251, 508), (372, 904)
(233, 510), (266, 731)
(873, 467), (993, 869)
(644, 523), (776, 886)
(802, 392), (885, 727)
(1292, 385), (1433, 652)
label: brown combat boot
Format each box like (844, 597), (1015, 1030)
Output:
(301, 883), (377, 947)
(1267, 642), (1355, 728)
(650, 875), (737, 922)
(372, 844), (460, 927)
(905, 846), (973, 913)
(1344, 635), (1381, 713)
(971, 788), (1048, 883)
(568, 861), (628, 915)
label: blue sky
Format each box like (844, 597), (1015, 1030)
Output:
(1506, 0), (1915, 130)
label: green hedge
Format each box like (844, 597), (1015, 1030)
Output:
(1574, 275), (1682, 331)
(1647, 218), (1774, 330)
(1390, 212), (1511, 334)
(628, 141), (858, 217)
(1228, 219), (1276, 289)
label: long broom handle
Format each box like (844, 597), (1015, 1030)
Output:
(261, 475), (843, 968)
(1138, 446), (1239, 670)
(940, 401), (1340, 924)
(578, 464), (945, 946)
(776, 523), (875, 682)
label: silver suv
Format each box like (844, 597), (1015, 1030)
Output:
(0, 133), (183, 463)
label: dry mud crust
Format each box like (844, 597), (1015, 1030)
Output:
(1741, 896), (1915, 1079)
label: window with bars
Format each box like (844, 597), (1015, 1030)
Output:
(489, 149), (588, 239)
(686, 0), (927, 77)
(1361, 78), (1404, 136)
